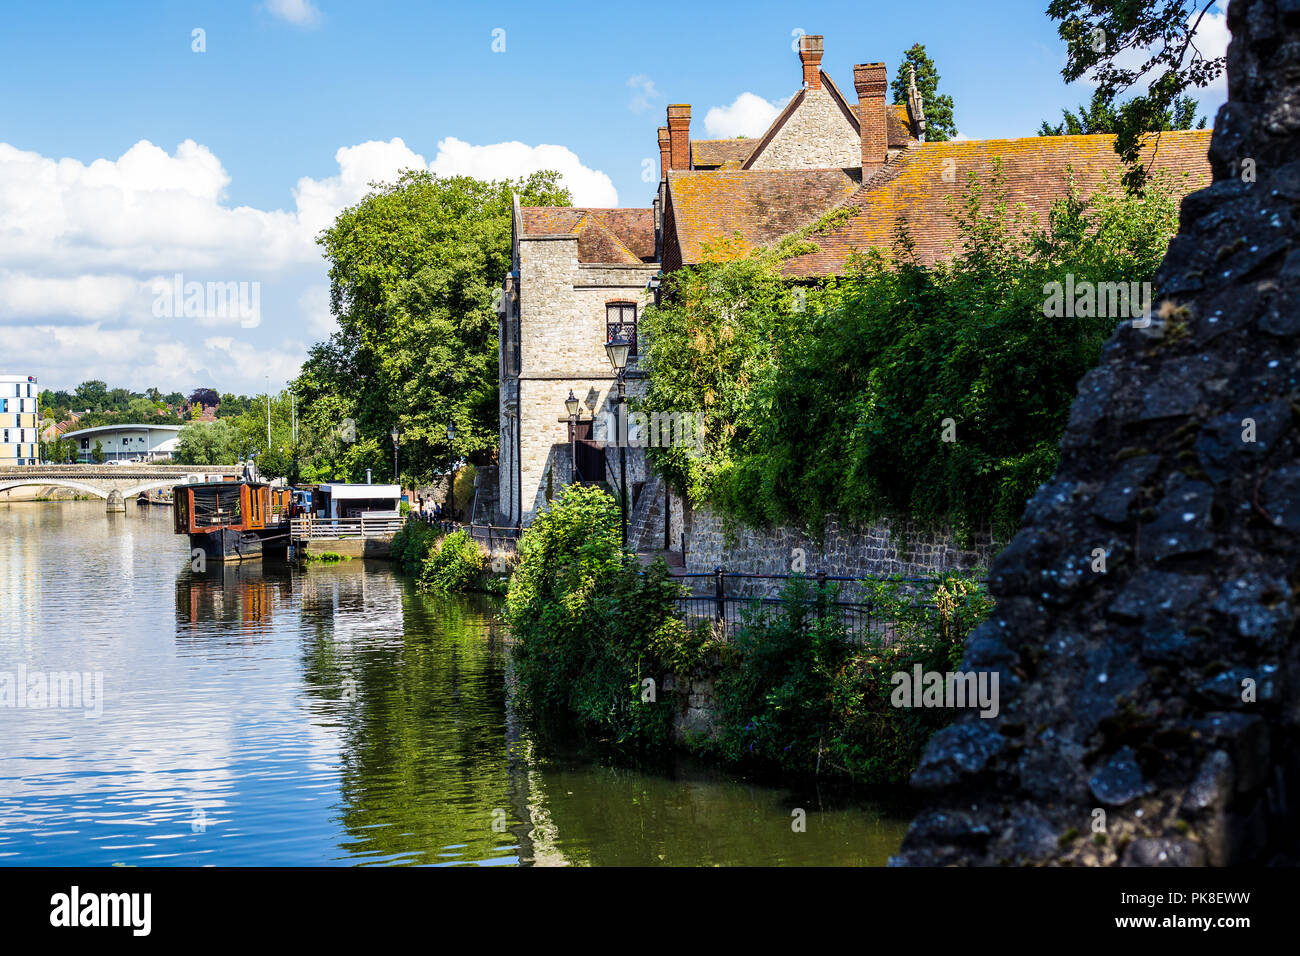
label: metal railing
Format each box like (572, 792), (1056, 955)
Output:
(464, 522), (521, 554)
(670, 568), (943, 642)
(290, 515), (407, 540)
(409, 517), (522, 554)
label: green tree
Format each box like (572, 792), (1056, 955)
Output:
(74, 380), (109, 410)
(1039, 89), (1206, 135)
(91, 440), (105, 464)
(173, 420), (239, 466)
(1047, 0), (1227, 190)
(296, 169), (570, 484)
(890, 43), (957, 141)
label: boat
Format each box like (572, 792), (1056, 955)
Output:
(137, 489), (173, 506)
(172, 478), (293, 563)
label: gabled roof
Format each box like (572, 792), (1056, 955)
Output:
(778, 130), (1214, 276)
(665, 167), (861, 264)
(520, 207), (656, 264)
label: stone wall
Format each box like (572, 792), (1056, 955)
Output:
(748, 87), (861, 170)
(895, 0), (1300, 867)
(684, 503), (998, 596)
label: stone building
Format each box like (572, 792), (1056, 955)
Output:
(496, 197), (659, 528)
(497, 33), (1215, 568)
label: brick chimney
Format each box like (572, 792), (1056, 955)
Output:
(658, 126), (671, 179)
(799, 35), (824, 90)
(853, 63), (889, 171)
(667, 104), (691, 171)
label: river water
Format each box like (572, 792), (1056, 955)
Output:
(0, 500), (911, 866)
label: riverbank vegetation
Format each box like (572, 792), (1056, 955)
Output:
(391, 522), (500, 594)
(639, 168), (1182, 539)
(505, 485), (993, 782)
(505, 485), (710, 748)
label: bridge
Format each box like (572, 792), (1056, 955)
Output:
(0, 464), (242, 511)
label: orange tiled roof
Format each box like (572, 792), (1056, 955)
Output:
(520, 207), (655, 263)
(770, 130), (1213, 276)
(665, 167), (861, 264)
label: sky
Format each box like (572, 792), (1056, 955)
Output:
(0, 0), (1232, 398)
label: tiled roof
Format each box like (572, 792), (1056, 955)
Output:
(666, 168), (861, 264)
(775, 130), (1213, 276)
(692, 139), (757, 169)
(520, 207), (656, 263)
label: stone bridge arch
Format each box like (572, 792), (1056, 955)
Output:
(0, 478), (110, 500)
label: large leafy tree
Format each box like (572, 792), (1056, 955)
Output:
(297, 170), (570, 484)
(1039, 88), (1207, 135)
(890, 44), (958, 141)
(1047, 0), (1227, 190)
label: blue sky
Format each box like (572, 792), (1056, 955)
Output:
(0, 0), (1231, 398)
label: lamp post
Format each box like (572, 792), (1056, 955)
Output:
(446, 420), (456, 523)
(605, 334), (631, 549)
(565, 389), (580, 484)
(390, 425), (399, 483)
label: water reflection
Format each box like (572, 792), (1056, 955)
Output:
(0, 501), (910, 865)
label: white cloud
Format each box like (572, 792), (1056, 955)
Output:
(627, 74), (659, 114)
(702, 92), (790, 138)
(428, 137), (618, 206)
(0, 131), (613, 392)
(293, 137), (429, 238)
(265, 0), (322, 28)
(0, 272), (146, 321)
(298, 284), (337, 338)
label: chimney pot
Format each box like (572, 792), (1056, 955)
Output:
(798, 34), (825, 90)
(658, 127), (671, 180)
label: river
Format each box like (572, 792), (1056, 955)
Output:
(0, 500), (911, 866)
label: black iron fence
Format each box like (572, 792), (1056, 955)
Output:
(410, 517), (522, 554)
(672, 568), (943, 642)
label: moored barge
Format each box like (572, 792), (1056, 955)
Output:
(173, 478), (292, 563)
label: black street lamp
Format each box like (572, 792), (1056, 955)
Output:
(565, 389), (580, 483)
(605, 334), (631, 549)
(446, 420), (456, 523)
(391, 425), (399, 483)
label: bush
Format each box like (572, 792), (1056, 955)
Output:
(390, 520), (438, 576)
(713, 571), (993, 783)
(506, 484), (711, 747)
(419, 529), (488, 593)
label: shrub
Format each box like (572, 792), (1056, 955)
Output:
(713, 571), (993, 783)
(390, 520), (438, 576)
(419, 529), (488, 593)
(506, 484), (711, 747)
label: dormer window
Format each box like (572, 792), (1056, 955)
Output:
(606, 301), (638, 361)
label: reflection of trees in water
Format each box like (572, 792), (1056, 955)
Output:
(296, 577), (532, 865)
(524, 760), (911, 866)
(174, 560), (294, 641)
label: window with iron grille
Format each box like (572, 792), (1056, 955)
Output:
(606, 302), (637, 360)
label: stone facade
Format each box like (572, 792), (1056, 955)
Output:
(747, 88), (861, 170)
(498, 210), (658, 527)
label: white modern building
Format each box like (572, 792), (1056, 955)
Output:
(313, 484), (403, 519)
(0, 374), (40, 466)
(62, 423), (183, 462)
